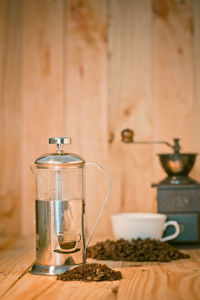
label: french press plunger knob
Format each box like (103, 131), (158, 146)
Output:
(49, 137), (71, 152)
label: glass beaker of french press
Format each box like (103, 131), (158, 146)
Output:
(30, 137), (111, 276)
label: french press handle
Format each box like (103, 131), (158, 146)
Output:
(84, 162), (111, 251)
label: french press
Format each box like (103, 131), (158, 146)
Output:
(30, 137), (110, 276)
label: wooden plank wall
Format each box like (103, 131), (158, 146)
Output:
(0, 0), (200, 238)
(0, 0), (22, 235)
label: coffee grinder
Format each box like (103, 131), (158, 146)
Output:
(121, 129), (200, 245)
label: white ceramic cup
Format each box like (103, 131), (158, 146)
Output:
(111, 213), (181, 242)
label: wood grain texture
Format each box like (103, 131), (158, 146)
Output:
(194, 0), (200, 180)
(0, 0), (22, 235)
(1, 237), (200, 300)
(0, 0), (200, 236)
(4, 274), (119, 300)
(65, 0), (110, 239)
(118, 258), (200, 300)
(0, 236), (34, 298)
(108, 0), (156, 214)
(152, 0), (197, 182)
(21, 0), (65, 235)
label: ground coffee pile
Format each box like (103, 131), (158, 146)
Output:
(87, 239), (190, 262)
(57, 263), (122, 282)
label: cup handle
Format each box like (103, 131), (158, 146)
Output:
(84, 162), (111, 250)
(161, 220), (181, 242)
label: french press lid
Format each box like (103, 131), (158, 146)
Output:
(34, 137), (85, 168)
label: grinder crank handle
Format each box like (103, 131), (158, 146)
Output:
(83, 162), (111, 253)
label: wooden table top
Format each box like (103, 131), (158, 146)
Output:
(0, 236), (200, 300)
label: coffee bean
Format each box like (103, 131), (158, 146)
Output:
(96, 268), (100, 274)
(57, 263), (122, 282)
(87, 239), (190, 263)
(86, 276), (92, 281)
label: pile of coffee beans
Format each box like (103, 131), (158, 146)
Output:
(57, 263), (122, 282)
(87, 239), (190, 262)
